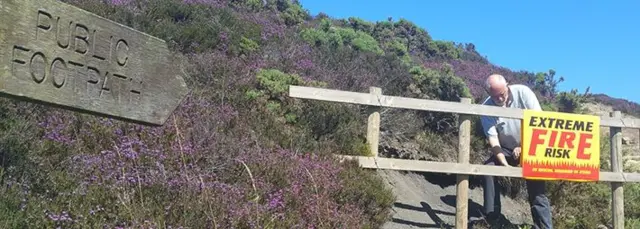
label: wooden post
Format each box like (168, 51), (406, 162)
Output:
(456, 98), (472, 229)
(367, 87), (382, 157)
(610, 111), (624, 229)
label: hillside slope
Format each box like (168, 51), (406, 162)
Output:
(0, 0), (638, 228)
(582, 102), (640, 172)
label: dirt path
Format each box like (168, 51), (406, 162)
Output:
(377, 169), (533, 228)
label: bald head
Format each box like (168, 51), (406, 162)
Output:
(485, 74), (507, 91)
(485, 74), (509, 106)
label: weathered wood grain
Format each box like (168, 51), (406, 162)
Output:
(367, 87), (381, 157)
(610, 111), (624, 229)
(0, 0), (189, 126)
(335, 155), (640, 183)
(289, 85), (640, 129)
(456, 98), (471, 229)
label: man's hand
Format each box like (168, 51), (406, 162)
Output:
(495, 152), (510, 166)
(513, 147), (521, 159)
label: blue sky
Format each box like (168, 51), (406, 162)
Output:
(299, 0), (640, 103)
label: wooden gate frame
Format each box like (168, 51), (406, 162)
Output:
(289, 85), (640, 229)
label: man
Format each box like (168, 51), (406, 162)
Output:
(479, 74), (553, 229)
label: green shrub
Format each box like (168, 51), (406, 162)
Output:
(347, 17), (375, 34)
(545, 180), (611, 228)
(554, 89), (588, 114)
(239, 36), (260, 55)
(406, 65), (471, 134)
(281, 2), (308, 26)
(386, 38), (408, 57)
(408, 65), (471, 100)
(299, 25), (383, 55)
(348, 32), (385, 54)
(431, 40), (462, 59)
(255, 68), (304, 99)
(300, 28), (329, 46)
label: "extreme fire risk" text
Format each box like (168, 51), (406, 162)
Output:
(527, 115), (596, 160)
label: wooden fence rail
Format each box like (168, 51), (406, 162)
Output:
(288, 85), (640, 229)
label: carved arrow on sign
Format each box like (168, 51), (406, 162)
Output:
(0, 0), (189, 126)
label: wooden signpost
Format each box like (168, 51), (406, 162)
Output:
(0, 0), (189, 126)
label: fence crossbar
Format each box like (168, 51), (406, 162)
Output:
(288, 85), (638, 229)
(289, 85), (640, 129)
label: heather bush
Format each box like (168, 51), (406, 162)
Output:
(0, 90), (393, 228)
(591, 94), (640, 117)
(241, 27), (310, 76)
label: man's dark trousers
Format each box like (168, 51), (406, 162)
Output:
(482, 147), (553, 229)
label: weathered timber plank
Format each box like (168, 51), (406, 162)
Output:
(610, 111), (624, 229)
(0, 0), (189, 126)
(456, 98), (471, 229)
(289, 85), (522, 118)
(335, 155), (640, 183)
(367, 87), (381, 157)
(290, 86), (640, 129)
(600, 117), (640, 129)
(338, 155), (523, 178)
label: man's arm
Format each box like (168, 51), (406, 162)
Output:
(480, 116), (510, 166)
(488, 136), (510, 166)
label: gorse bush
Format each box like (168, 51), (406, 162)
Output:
(300, 18), (384, 55)
(407, 64), (472, 133)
